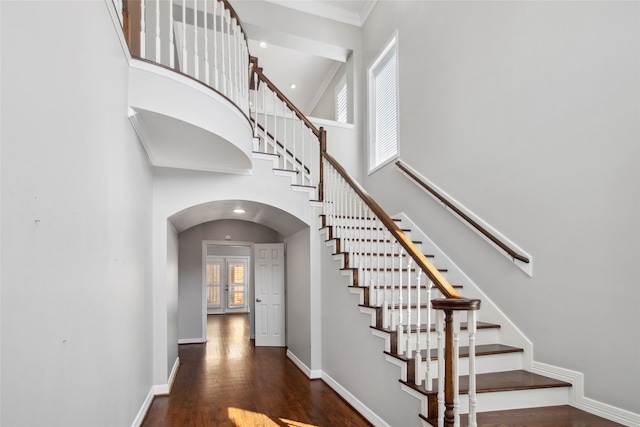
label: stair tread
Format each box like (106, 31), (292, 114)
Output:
(349, 284), (462, 290)
(371, 321), (500, 334)
(385, 343), (523, 362)
(420, 405), (624, 426)
(342, 267), (446, 273)
(252, 150), (280, 158)
(332, 251), (435, 258)
(322, 214), (402, 222)
(273, 168), (298, 174)
(334, 251), (435, 258)
(325, 237), (422, 244)
(401, 369), (571, 396)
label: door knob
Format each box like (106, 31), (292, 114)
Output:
(256, 298), (262, 302)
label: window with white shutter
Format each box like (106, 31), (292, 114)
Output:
(368, 34), (398, 172)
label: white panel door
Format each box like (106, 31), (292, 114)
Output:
(254, 243), (285, 347)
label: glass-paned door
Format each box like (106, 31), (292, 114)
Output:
(206, 258), (223, 310)
(227, 259), (247, 309)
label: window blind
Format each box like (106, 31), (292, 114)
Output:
(372, 47), (398, 169)
(336, 82), (347, 123)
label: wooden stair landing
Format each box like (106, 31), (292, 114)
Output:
(420, 405), (625, 426)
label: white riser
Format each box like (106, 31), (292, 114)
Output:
(371, 288), (448, 303)
(399, 328), (501, 348)
(408, 351), (523, 380)
(441, 386), (570, 416)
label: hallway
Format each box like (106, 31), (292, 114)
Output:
(142, 314), (372, 426)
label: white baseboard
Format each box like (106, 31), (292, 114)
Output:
(532, 361), (640, 426)
(321, 372), (391, 427)
(131, 358), (181, 427)
(178, 337), (206, 344)
(130, 387), (156, 427)
(286, 349), (321, 379)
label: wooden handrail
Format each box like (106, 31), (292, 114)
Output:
(252, 65), (321, 138)
(251, 120), (311, 175)
(396, 160), (530, 264)
(323, 151), (462, 299)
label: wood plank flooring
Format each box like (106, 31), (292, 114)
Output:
(141, 314), (372, 427)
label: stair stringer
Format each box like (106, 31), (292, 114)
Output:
(393, 211), (534, 370)
(320, 234), (426, 427)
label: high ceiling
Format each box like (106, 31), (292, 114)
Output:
(264, 0), (377, 26)
(232, 0), (376, 116)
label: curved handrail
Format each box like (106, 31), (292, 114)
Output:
(396, 160), (530, 264)
(323, 152), (462, 299)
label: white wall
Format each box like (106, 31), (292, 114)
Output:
(311, 62), (346, 121)
(1, 2), (154, 426)
(166, 222), (179, 379)
(284, 228), (312, 368)
(361, 0), (640, 414)
(178, 220), (283, 341)
(320, 239), (422, 427)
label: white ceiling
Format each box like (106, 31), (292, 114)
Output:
(234, 0), (376, 116)
(264, 0), (377, 27)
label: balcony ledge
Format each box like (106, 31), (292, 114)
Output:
(128, 59), (253, 174)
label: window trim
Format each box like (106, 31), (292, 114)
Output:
(367, 31), (400, 175)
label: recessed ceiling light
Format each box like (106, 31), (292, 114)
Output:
(290, 83), (297, 89)
(259, 41), (267, 49)
(233, 208), (246, 214)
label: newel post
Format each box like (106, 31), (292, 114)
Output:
(318, 127), (327, 202)
(432, 298), (481, 427)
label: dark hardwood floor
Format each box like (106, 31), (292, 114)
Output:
(141, 314), (372, 427)
(141, 314), (625, 427)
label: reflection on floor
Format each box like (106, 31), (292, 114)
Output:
(142, 314), (372, 427)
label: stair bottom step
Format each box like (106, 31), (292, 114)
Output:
(421, 405), (624, 426)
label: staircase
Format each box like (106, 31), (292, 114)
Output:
(115, 0), (630, 424)
(317, 209), (623, 426)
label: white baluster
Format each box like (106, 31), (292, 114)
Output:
(389, 241), (396, 330)
(300, 125), (305, 185)
(425, 279), (433, 391)
(262, 79), (267, 152)
(234, 19), (240, 104)
(358, 200), (364, 296)
(406, 257), (413, 358)
(221, 7), (227, 95)
(203, 0), (209, 85)
(213, 0), (218, 88)
(397, 248), (405, 355)
(414, 270), (422, 385)
(155, 0), (161, 62)
(382, 229), (388, 308)
(468, 309), (478, 427)
(453, 311), (461, 427)
(181, 0), (187, 74)
(436, 309), (445, 427)
(193, 0), (199, 79)
(169, 0), (175, 68)
(283, 102), (287, 169)
(226, 9), (231, 98)
(140, 0), (146, 58)
(272, 90), (277, 156)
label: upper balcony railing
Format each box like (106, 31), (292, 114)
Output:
(118, 0), (250, 116)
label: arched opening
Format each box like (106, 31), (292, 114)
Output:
(169, 200), (310, 348)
